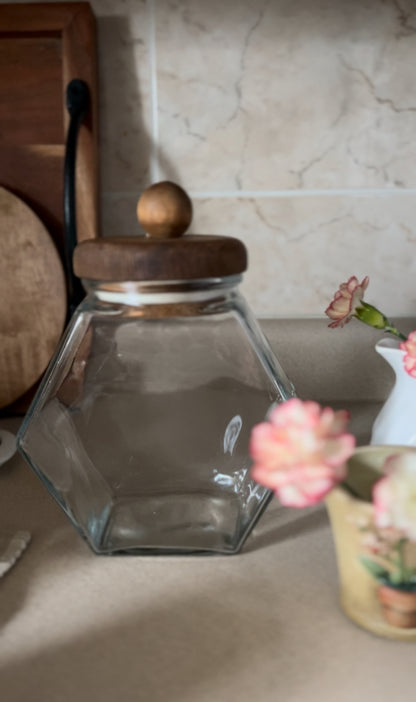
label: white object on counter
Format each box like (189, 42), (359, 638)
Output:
(0, 530), (31, 577)
(371, 338), (416, 446)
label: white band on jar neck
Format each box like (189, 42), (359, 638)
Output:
(86, 276), (242, 307)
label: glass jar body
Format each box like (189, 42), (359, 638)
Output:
(18, 277), (295, 554)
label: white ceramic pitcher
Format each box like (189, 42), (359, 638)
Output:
(371, 338), (416, 446)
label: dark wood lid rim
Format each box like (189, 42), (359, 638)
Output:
(73, 235), (248, 281)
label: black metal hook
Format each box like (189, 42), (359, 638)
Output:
(64, 79), (90, 320)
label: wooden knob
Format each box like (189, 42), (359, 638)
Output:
(137, 181), (193, 238)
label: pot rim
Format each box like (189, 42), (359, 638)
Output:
(339, 445), (416, 503)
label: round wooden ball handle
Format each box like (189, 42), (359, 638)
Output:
(137, 181), (193, 238)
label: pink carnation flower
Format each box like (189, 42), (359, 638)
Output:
(249, 398), (356, 508)
(400, 331), (416, 378)
(325, 275), (369, 328)
(373, 452), (416, 541)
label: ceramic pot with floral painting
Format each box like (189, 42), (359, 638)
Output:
(249, 398), (416, 640)
(325, 446), (416, 639)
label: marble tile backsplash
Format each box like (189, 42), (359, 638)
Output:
(5, 0), (416, 317)
(155, 0), (416, 192)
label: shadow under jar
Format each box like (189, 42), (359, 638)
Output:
(18, 182), (296, 555)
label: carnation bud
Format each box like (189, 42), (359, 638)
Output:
(354, 302), (389, 330)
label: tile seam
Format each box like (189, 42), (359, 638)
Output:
(102, 189), (416, 198)
(147, 0), (160, 183)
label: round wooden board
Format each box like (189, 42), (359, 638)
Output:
(0, 187), (67, 409)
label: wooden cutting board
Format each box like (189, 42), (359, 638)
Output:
(0, 187), (66, 409)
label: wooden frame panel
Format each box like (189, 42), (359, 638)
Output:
(0, 2), (98, 248)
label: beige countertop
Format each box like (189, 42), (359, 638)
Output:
(1, 319), (415, 701)
(0, 407), (414, 702)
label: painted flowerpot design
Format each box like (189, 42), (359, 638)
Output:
(377, 586), (416, 629)
(248, 396), (416, 640)
(326, 446), (416, 641)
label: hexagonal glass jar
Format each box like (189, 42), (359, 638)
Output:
(17, 184), (296, 555)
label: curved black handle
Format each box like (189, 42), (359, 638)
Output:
(64, 79), (90, 319)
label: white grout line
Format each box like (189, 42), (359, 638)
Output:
(102, 188), (416, 199)
(147, 0), (160, 183)
(189, 189), (416, 198)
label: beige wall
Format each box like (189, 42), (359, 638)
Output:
(5, 0), (416, 317)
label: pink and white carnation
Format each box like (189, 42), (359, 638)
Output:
(325, 275), (369, 328)
(400, 331), (416, 379)
(373, 452), (416, 541)
(249, 398), (356, 508)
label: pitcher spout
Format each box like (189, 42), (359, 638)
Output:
(375, 338), (403, 375)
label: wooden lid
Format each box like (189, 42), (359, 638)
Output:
(74, 181), (247, 281)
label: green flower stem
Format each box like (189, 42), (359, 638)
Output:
(354, 302), (407, 340)
(384, 325), (407, 341)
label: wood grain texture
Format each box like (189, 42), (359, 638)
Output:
(0, 187), (66, 409)
(0, 37), (63, 144)
(137, 181), (193, 239)
(62, 3), (99, 242)
(74, 235), (248, 281)
(76, 183), (247, 281)
(0, 2), (99, 246)
(0, 145), (65, 249)
(0, 2), (98, 411)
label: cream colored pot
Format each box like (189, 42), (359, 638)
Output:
(326, 445), (416, 641)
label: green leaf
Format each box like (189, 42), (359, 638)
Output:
(359, 556), (389, 581)
(390, 570), (404, 586)
(402, 568), (416, 581)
